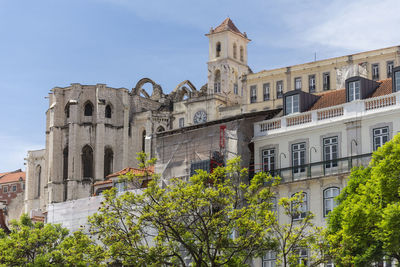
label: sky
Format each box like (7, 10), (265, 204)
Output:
(1, 0), (400, 172)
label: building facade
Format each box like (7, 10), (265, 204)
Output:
(0, 169), (25, 221)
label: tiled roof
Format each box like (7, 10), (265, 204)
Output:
(310, 78), (393, 110)
(106, 166), (155, 179)
(370, 78), (392, 97)
(210, 18), (247, 39)
(0, 170), (25, 185)
(93, 180), (113, 186)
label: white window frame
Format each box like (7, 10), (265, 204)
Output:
(387, 61), (394, 78)
(292, 142), (306, 174)
(291, 192), (308, 220)
(348, 80), (360, 101)
(263, 83), (270, 101)
(179, 118), (184, 128)
(323, 187), (340, 217)
(324, 136), (338, 169)
(372, 63), (379, 80)
(3, 186), (8, 193)
(250, 85), (257, 103)
(295, 77), (302, 90)
(285, 94), (300, 115)
(12, 185), (17, 192)
(262, 250), (277, 267)
(309, 74), (316, 93)
(373, 127), (389, 151)
(323, 72), (330, 90)
(276, 81), (283, 98)
(262, 148), (275, 173)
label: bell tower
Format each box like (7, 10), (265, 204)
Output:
(206, 18), (250, 101)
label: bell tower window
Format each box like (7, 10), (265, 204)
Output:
(214, 70), (221, 93)
(233, 43), (237, 59)
(216, 42), (221, 57)
(82, 145), (94, 179)
(240, 46), (244, 62)
(105, 105), (112, 118)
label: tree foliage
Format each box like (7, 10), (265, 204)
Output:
(0, 214), (105, 266)
(327, 133), (400, 266)
(89, 154), (280, 266)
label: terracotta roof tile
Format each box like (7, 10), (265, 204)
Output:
(106, 166), (155, 179)
(0, 170), (25, 184)
(210, 18), (247, 39)
(369, 78), (392, 98)
(93, 180), (113, 186)
(310, 89), (346, 110)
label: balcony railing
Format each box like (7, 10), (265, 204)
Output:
(255, 92), (400, 137)
(249, 153), (372, 182)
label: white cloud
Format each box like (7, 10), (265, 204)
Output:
(0, 135), (43, 172)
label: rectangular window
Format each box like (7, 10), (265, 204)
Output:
(348, 80), (360, 101)
(295, 77), (302, 90)
(285, 94), (300, 115)
(324, 137), (338, 169)
(373, 127), (389, 151)
(292, 192), (308, 220)
(387, 61), (394, 78)
(372, 63), (379, 80)
(263, 83), (270, 101)
(309, 74), (316, 93)
(250, 85), (257, 103)
(262, 250), (277, 267)
(262, 149), (275, 174)
(395, 71), (400, 92)
(324, 187), (340, 217)
(276, 81), (283, 98)
(294, 248), (308, 266)
(190, 159), (210, 176)
(292, 142), (306, 174)
(233, 83), (238, 95)
(12, 185), (17, 192)
(179, 118), (184, 128)
(3, 186), (7, 193)
(214, 82), (221, 93)
(323, 72), (330, 90)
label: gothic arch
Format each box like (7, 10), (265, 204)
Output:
(171, 80), (198, 101)
(132, 78), (164, 100)
(104, 146), (113, 178)
(83, 101), (94, 116)
(82, 145), (94, 179)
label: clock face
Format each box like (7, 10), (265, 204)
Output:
(193, 110), (207, 124)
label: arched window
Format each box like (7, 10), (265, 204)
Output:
(65, 104), (70, 119)
(63, 147), (68, 201)
(157, 126), (165, 133)
(233, 43), (237, 59)
(291, 192), (307, 220)
(82, 145), (94, 179)
(240, 46), (244, 62)
(84, 101), (93, 116)
(105, 105), (112, 119)
(35, 165), (41, 198)
(323, 187), (340, 217)
(214, 70), (221, 93)
(216, 42), (221, 57)
(104, 147), (113, 178)
(142, 130), (146, 152)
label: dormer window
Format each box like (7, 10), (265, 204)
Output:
(285, 94), (299, 114)
(348, 80), (360, 101)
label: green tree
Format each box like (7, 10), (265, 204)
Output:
(0, 214), (104, 266)
(89, 154), (279, 266)
(327, 133), (400, 266)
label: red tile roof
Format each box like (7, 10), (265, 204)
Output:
(0, 170), (25, 185)
(106, 166), (155, 179)
(93, 180), (113, 186)
(210, 18), (248, 39)
(310, 78), (393, 110)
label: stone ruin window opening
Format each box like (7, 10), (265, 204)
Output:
(82, 145), (94, 179)
(104, 147), (114, 178)
(35, 165), (41, 199)
(65, 104), (70, 119)
(142, 130), (146, 153)
(157, 126), (165, 133)
(216, 42), (221, 57)
(63, 147), (68, 201)
(84, 101), (93, 116)
(214, 70), (221, 93)
(105, 105), (112, 119)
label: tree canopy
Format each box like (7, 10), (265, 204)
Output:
(327, 133), (400, 266)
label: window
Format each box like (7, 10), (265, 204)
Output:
(294, 248), (308, 266)
(276, 81), (283, 98)
(104, 147), (113, 178)
(263, 83), (270, 101)
(323, 72), (330, 90)
(82, 145), (94, 179)
(324, 137), (338, 169)
(233, 43), (237, 59)
(36, 165), (41, 198)
(84, 101), (93, 116)
(240, 46), (244, 62)
(324, 187), (340, 217)
(3, 186), (7, 193)
(262, 148), (275, 174)
(190, 160), (210, 176)
(309, 75), (316, 93)
(63, 147), (68, 201)
(270, 197), (277, 212)
(395, 71), (400, 92)
(291, 192), (308, 220)
(262, 250), (277, 267)
(216, 42), (221, 57)
(285, 94), (300, 115)
(387, 61), (394, 78)
(142, 130), (146, 152)
(105, 105), (112, 118)
(65, 104), (70, 118)
(295, 77), (302, 90)
(326, 260), (335, 267)
(372, 63), (379, 80)
(292, 143), (306, 174)
(250, 85), (257, 103)
(115, 181), (127, 193)
(373, 127), (389, 151)
(12, 185), (17, 192)
(214, 70), (221, 93)
(348, 80), (360, 101)
(179, 118), (184, 128)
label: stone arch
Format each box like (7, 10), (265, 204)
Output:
(65, 103), (70, 119)
(82, 145), (94, 179)
(84, 101), (94, 116)
(132, 78), (163, 100)
(105, 104), (112, 119)
(170, 80), (198, 101)
(214, 69), (221, 93)
(104, 146), (114, 178)
(156, 126), (165, 133)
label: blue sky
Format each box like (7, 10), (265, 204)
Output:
(1, 0), (399, 172)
